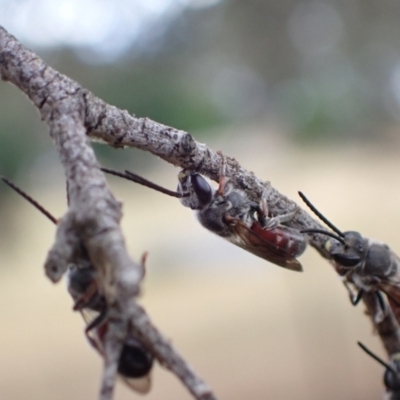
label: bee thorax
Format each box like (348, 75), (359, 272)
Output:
(196, 207), (232, 237)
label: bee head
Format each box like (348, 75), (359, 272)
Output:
(358, 342), (400, 393)
(298, 192), (367, 269)
(177, 171), (213, 210)
(326, 231), (365, 268)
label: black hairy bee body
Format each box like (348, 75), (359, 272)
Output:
(299, 191), (400, 323)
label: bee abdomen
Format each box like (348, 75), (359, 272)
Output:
(257, 225), (307, 257)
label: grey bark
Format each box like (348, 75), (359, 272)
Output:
(0, 25), (216, 400)
(1, 24), (399, 399)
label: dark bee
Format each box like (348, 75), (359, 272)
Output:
(1, 177), (154, 393)
(299, 191), (400, 323)
(101, 158), (306, 271)
(67, 262), (154, 393)
(86, 317), (153, 393)
(176, 159), (306, 271)
(358, 342), (400, 400)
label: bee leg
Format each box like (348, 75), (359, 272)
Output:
(342, 279), (363, 305)
(263, 207), (300, 230)
(217, 152), (229, 196)
(85, 333), (102, 354)
(140, 251), (148, 280)
(253, 203), (267, 226)
(342, 282), (386, 323)
(351, 288), (364, 305)
(349, 287), (387, 322)
(255, 195), (268, 227)
(257, 189), (300, 230)
(373, 291), (387, 324)
(83, 321), (107, 357)
(85, 307), (108, 335)
(345, 287), (386, 325)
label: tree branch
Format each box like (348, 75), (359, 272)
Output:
(0, 25), (217, 400)
(1, 23), (400, 398)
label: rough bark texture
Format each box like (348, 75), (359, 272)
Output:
(1, 24), (399, 399)
(0, 25), (217, 400)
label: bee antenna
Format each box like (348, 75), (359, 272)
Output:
(101, 168), (189, 198)
(357, 342), (398, 375)
(300, 228), (346, 245)
(2, 177), (58, 225)
(298, 191), (345, 237)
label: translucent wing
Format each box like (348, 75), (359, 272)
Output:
(120, 375), (152, 394)
(230, 220), (303, 272)
(383, 284), (400, 324)
(80, 309), (99, 326)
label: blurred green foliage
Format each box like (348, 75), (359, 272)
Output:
(0, 84), (48, 178)
(2, 0), (400, 201)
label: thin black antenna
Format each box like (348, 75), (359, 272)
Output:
(101, 168), (188, 198)
(357, 341), (398, 375)
(298, 191), (345, 237)
(2, 177), (58, 225)
(300, 228), (346, 245)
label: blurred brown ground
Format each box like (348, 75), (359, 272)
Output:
(0, 126), (398, 400)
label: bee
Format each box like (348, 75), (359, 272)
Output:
(67, 263), (154, 393)
(299, 191), (400, 323)
(101, 158), (307, 271)
(1, 177), (154, 393)
(358, 341), (400, 400)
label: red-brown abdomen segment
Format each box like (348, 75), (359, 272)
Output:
(251, 223), (307, 258)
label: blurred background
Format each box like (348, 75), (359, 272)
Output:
(1, 0), (400, 399)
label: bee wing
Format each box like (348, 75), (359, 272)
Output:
(80, 309), (99, 326)
(382, 283), (400, 322)
(120, 374), (152, 394)
(79, 310), (106, 358)
(230, 221), (303, 272)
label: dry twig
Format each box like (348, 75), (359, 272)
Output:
(0, 25), (216, 400)
(1, 24), (400, 399)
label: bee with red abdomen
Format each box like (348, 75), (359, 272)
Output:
(102, 157), (307, 271)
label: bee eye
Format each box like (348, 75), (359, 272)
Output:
(191, 174), (212, 206)
(332, 253), (361, 267)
